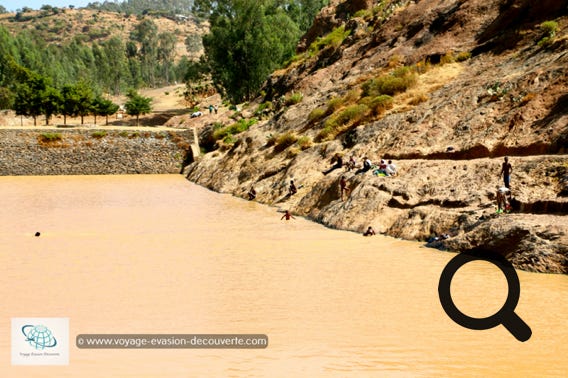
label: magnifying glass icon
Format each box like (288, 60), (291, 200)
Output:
(438, 250), (532, 342)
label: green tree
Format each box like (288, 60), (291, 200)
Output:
(130, 19), (159, 86)
(0, 87), (15, 109)
(61, 84), (81, 125)
(199, 0), (300, 103)
(124, 89), (152, 126)
(283, 0), (328, 32)
(14, 71), (49, 126)
(41, 86), (62, 125)
(75, 82), (95, 125)
(158, 32), (177, 84)
(92, 96), (119, 125)
(102, 37), (129, 95)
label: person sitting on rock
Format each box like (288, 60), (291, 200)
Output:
(355, 157), (372, 174)
(496, 186), (510, 213)
(248, 186), (257, 201)
(374, 159), (389, 176)
(347, 155), (357, 171)
(289, 180), (297, 196)
(363, 226), (376, 236)
(386, 160), (397, 176)
(323, 153), (343, 175)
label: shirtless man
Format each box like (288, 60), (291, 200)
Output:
(500, 157), (512, 189)
(363, 226), (376, 236)
(281, 210), (295, 220)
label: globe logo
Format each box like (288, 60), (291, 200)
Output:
(22, 325), (57, 350)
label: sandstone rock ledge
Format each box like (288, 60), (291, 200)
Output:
(186, 141), (568, 274)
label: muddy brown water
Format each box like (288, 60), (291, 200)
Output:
(1, 175), (566, 376)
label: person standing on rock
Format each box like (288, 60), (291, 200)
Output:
(339, 176), (350, 201)
(500, 156), (513, 189)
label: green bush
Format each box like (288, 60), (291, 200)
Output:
(308, 25), (350, 55)
(255, 101), (273, 116)
(284, 92), (303, 105)
(317, 104), (369, 141)
(39, 132), (62, 142)
(274, 132), (298, 152)
(212, 118), (257, 141)
(223, 134), (237, 145)
(91, 130), (107, 138)
(440, 53), (455, 65)
(335, 104), (369, 126)
(455, 51), (471, 62)
(362, 68), (417, 97)
(540, 21), (559, 37)
(326, 96), (345, 115)
(368, 95), (393, 115)
(308, 107), (327, 122)
(538, 36), (553, 47)
(297, 136), (313, 150)
(353, 9), (372, 19)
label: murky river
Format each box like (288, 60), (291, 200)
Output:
(1, 175), (566, 377)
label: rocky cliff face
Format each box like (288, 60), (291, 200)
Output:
(185, 0), (568, 273)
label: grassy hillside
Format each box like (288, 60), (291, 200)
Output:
(0, 7), (207, 61)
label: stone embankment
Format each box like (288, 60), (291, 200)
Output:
(0, 127), (195, 175)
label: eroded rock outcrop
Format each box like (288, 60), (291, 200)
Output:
(185, 0), (568, 273)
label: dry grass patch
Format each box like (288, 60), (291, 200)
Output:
(389, 63), (463, 114)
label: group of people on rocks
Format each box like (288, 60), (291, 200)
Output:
(322, 154), (398, 177)
(191, 104), (219, 118)
(244, 153), (515, 236)
(346, 156), (397, 177)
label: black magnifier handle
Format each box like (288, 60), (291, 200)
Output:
(502, 311), (532, 342)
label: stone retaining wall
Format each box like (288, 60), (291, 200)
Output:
(0, 128), (194, 175)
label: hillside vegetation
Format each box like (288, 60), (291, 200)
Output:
(184, 0), (568, 273)
(0, 6), (207, 97)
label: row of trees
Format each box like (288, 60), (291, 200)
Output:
(10, 64), (151, 126)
